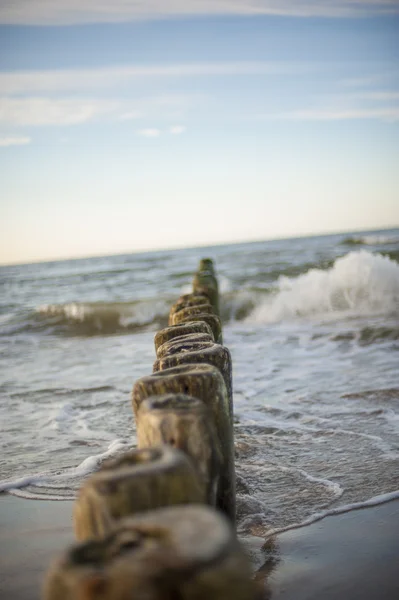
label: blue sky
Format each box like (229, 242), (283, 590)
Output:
(1, 1), (398, 264)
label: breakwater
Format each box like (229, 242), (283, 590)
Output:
(44, 259), (260, 599)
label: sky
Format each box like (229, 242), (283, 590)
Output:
(1, 1), (398, 265)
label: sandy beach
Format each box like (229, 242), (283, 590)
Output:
(0, 496), (74, 600)
(0, 494), (398, 599)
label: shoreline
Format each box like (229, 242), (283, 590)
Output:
(1, 494), (398, 599)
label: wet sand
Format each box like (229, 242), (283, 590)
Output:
(0, 494), (398, 599)
(253, 499), (399, 599)
(0, 496), (74, 600)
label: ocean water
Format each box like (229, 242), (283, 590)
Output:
(1, 229), (399, 538)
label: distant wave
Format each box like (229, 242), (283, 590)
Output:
(246, 250), (399, 324)
(2, 250), (398, 337)
(341, 235), (399, 246)
(0, 299), (170, 337)
(34, 299), (170, 336)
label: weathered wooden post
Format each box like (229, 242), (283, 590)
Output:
(73, 446), (205, 542)
(136, 394), (222, 505)
(155, 339), (215, 361)
(171, 311), (223, 344)
(153, 341), (233, 419)
(198, 258), (216, 274)
(132, 364), (235, 522)
(192, 269), (220, 317)
(154, 321), (214, 353)
(156, 332), (214, 358)
(45, 506), (259, 600)
(172, 303), (215, 320)
(168, 293), (210, 325)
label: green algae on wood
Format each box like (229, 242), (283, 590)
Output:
(45, 505), (259, 600)
(132, 364), (235, 523)
(198, 258), (216, 274)
(136, 394), (222, 506)
(192, 271), (220, 317)
(73, 446), (205, 542)
(154, 321), (214, 353)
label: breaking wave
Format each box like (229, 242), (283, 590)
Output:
(341, 235), (399, 246)
(0, 299), (170, 337)
(247, 250), (399, 324)
(36, 300), (171, 335)
(2, 250), (398, 337)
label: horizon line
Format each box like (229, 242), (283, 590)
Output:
(1, 224), (398, 268)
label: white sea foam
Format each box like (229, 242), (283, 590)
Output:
(0, 439), (131, 499)
(248, 251), (399, 323)
(0, 473), (47, 493)
(276, 465), (344, 498)
(361, 235), (397, 245)
(345, 234), (399, 246)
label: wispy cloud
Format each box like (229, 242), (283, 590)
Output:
(138, 128), (161, 137)
(0, 62), (297, 128)
(0, 62), (298, 95)
(0, 97), (118, 126)
(340, 72), (399, 89)
(261, 107), (399, 121)
(255, 85), (399, 122)
(118, 110), (142, 121)
(0, 92), (200, 128)
(169, 125), (186, 134)
(0, 135), (31, 147)
(137, 125), (187, 137)
(1, 1), (397, 25)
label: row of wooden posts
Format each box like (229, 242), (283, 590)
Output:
(44, 259), (260, 599)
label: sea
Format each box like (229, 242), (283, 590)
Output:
(1, 228), (399, 539)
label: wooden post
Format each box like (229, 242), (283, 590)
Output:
(198, 258), (216, 274)
(45, 506), (259, 600)
(192, 271), (220, 317)
(132, 364), (235, 522)
(154, 321), (214, 353)
(170, 312), (222, 344)
(136, 394), (222, 505)
(157, 332), (214, 359)
(154, 339), (215, 365)
(169, 294), (210, 325)
(153, 342), (233, 420)
(73, 446), (205, 542)
(172, 303), (215, 321)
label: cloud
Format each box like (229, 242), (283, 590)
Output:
(138, 128), (161, 137)
(169, 125), (186, 134)
(0, 63), (296, 95)
(255, 86), (399, 122)
(118, 110), (142, 121)
(340, 72), (399, 89)
(0, 1), (397, 24)
(0, 92), (200, 128)
(137, 125), (186, 136)
(0, 135), (31, 147)
(262, 107), (399, 121)
(0, 97), (118, 126)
